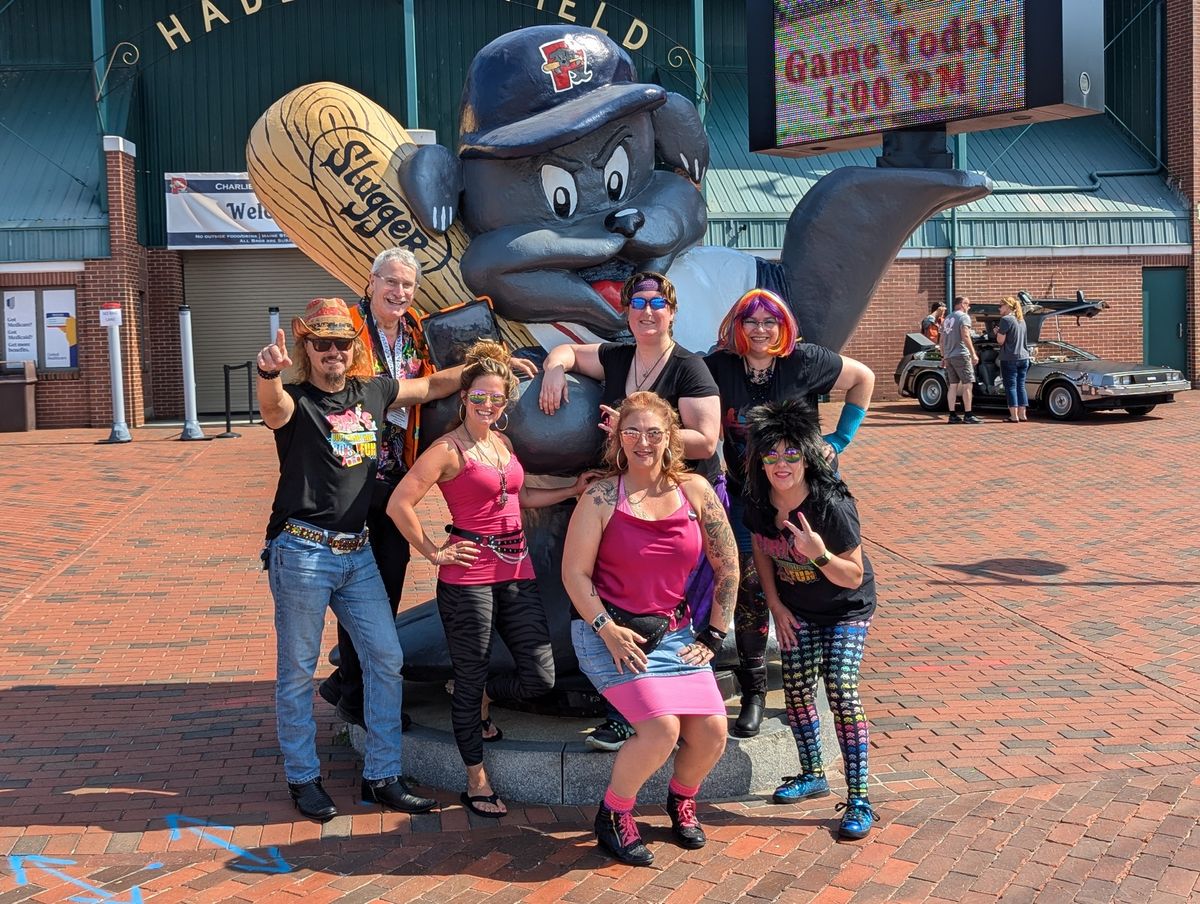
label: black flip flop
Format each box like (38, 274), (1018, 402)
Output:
(460, 790), (507, 819)
(481, 717), (504, 743)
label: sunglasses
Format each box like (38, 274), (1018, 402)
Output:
(619, 427), (666, 444)
(742, 318), (779, 331)
(466, 390), (509, 406)
(761, 448), (803, 465)
(307, 337), (353, 352)
(627, 296), (670, 311)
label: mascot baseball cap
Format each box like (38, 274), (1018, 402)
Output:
(458, 25), (666, 159)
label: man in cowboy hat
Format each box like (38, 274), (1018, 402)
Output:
(255, 296), (466, 821)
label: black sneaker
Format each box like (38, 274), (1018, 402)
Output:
(947, 413), (963, 424)
(586, 718), (635, 751)
(594, 803), (654, 865)
(361, 776), (437, 813)
(666, 790), (706, 849)
(288, 779), (337, 822)
(963, 414), (983, 424)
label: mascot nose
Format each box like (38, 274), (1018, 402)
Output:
(605, 208), (645, 238)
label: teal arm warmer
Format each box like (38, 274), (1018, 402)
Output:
(823, 402), (867, 453)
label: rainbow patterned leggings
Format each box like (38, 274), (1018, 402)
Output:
(780, 618), (871, 799)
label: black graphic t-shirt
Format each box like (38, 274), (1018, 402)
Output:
(598, 342), (721, 483)
(704, 346), (843, 494)
(745, 493), (876, 626)
(265, 376), (399, 539)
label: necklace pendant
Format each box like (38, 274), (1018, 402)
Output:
(498, 472), (508, 506)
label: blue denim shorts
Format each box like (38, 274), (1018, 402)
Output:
(571, 620), (709, 693)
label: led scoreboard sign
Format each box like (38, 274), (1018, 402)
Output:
(747, 0), (1104, 157)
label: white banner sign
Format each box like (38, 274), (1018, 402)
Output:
(3, 290), (37, 364)
(165, 172), (295, 249)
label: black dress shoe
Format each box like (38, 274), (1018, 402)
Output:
(361, 776), (437, 813)
(288, 779), (338, 822)
(318, 675), (342, 709)
(732, 694), (766, 738)
(666, 790), (706, 849)
(332, 701), (412, 732)
(594, 802), (654, 866)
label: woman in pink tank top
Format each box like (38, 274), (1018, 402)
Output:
(563, 392), (740, 867)
(388, 341), (596, 819)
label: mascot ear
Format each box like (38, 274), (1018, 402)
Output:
(397, 144), (463, 233)
(652, 93), (709, 184)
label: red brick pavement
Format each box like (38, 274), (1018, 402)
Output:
(1, 397), (1198, 902)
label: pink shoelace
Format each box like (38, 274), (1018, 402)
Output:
(616, 809), (642, 847)
(673, 796), (698, 828)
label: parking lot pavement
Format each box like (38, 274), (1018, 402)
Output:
(0, 396), (1198, 902)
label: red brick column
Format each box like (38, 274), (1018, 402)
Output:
(77, 137), (149, 428)
(1164, 0), (1198, 381)
(147, 249), (185, 419)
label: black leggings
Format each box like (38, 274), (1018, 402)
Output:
(436, 578), (556, 767)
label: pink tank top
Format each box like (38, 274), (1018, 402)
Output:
(592, 477), (703, 617)
(437, 435), (534, 585)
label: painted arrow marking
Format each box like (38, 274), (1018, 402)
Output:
(164, 814), (292, 873)
(6, 854), (145, 904)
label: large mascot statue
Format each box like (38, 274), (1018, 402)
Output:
(248, 24), (990, 701)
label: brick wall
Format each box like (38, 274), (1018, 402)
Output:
(842, 255), (1174, 400)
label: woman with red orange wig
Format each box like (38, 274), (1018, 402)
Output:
(703, 288), (875, 738)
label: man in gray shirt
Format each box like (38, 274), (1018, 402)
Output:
(939, 296), (982, 424)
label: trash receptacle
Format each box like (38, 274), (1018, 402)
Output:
(0, 361), (37, 432)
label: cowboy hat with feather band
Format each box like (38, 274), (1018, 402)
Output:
(291, 297), (365, 340)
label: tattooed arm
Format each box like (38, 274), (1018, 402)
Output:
(680, 476), (739, 636)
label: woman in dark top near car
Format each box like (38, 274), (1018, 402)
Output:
(744, 399), (879, 841)
(704, 289), (874, 738)
(539, 271), (722, 751)
(995, 295), (1031, 422)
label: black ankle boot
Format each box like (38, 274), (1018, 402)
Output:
(594, 803), (654, 866)
(666, 790), (706, 849)
(288, 779), (337, 822)
(732, 693), (766, 738)
(361, 776), (437, 813)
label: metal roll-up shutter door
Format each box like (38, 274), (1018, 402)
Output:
(184, 250), (354, 413)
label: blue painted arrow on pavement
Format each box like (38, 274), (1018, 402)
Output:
(6, 854), (145, 904)
(164, 813), (292, 873)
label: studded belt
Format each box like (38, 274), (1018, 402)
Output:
(283, 520), (370, 554)
(446, 524), (528, 564)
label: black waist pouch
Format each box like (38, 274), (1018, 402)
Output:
(601, 599), (686, 654)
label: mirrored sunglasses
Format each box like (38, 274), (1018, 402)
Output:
(466, 390), (509, 406)
(761, 448), (803, 465)
(307, 337), (353, 352)
(628, 296), (670, 311)
(619, 427), (666, 444)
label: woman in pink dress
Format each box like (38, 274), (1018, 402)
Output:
(563, 391), (739, 866)
(389, 341), (594, 819)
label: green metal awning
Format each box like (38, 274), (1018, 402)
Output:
(0, 68), (110, 262)
(703, 71), (1190, 252)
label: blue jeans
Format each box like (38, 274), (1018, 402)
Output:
(268, 529), (405, 783)
(1001, 359), (1030, 408)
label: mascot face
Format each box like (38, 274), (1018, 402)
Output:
(458, 110), (707, 335)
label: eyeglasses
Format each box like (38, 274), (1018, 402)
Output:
(466, 390), (509, 406)
(307, 337), (353, 352)
(761, 448), (803, 465)
(627, 296), (670, 311)
(742, 318), (779, 331)
(619, 427), (666, 444)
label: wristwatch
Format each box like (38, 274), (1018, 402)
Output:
(812, 550), (832, 567)
(591, 612), (612, 634)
